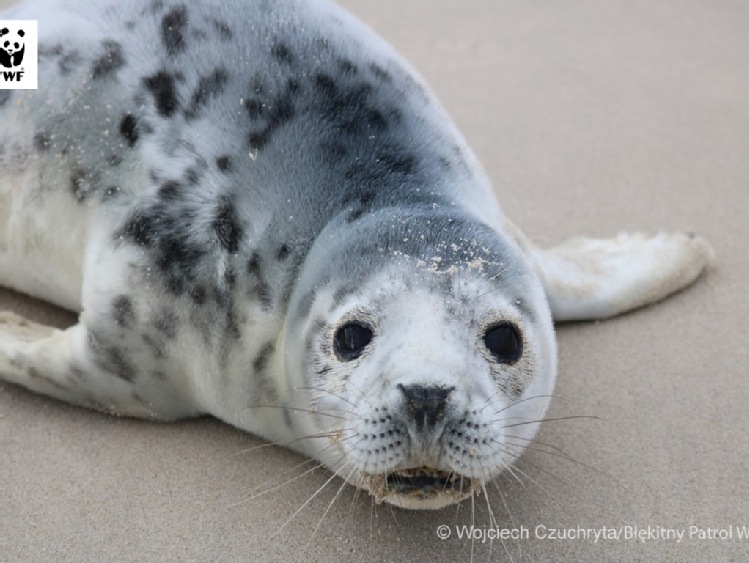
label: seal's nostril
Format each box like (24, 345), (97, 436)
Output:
(398, 384), (454, 431)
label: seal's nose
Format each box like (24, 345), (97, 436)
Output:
(398, 384), (454, 431)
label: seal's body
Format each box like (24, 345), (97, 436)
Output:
(0, 0), (713, 509)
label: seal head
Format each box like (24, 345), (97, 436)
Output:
(284, 208), (557, 509)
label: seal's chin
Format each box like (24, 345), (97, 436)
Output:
(363, 467), (480, 510)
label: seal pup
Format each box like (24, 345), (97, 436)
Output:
(0, 0), (714, 509)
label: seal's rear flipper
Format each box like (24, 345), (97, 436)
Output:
(513, 230), (715, 322)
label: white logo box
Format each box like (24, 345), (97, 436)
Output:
(0, 20), (37, 89)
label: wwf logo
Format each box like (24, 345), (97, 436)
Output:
(0, 26), (25, 68)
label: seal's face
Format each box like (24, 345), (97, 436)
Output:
(286, 214), (557, 509)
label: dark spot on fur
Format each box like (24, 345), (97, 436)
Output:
(312, 73), (390, 135)
(39, 43), (64, 57)
(89, 332), (135, 382)
(224, 267), (237, 290)
(0, 90), (11, 106)
(286, 78), (300, 95)
(189, 285), (207, 305)
(58, 50), (81, 75)
(367, 109), (387, 131)
(379, 153), (416, 174)
(216, 155), (232, 172)
(314, 72), (336, 94)
(143, 70), (179, 117)
(297, 289), (317, 319)
(344, 152), (416, 184)
(107, 154), (123, 167)
(271, 42), (294, 64)
(337, 58), (358, 75)
(346, 208), (365, 223)
(158, 180), (182, 201)
(223, 307), (241, 340)
(276, 244), (291, 261)
(161, 5), (188, 56)
(185, 67), (229, 119)
(184, 167), (201, 185)
(253, 342), (275, 374)
(245, 98), (262, 120)
(332, 285), (354, 305)
(214, 199), (242, 252)
(33, 131), (51, 151)
(115, 211), (156, 246)
(247, 254), (261, 275)
(119, 113), (139, 147)
(104, 346), (136, 381)
(141, 334), (165, 360)
(113, 295), (135, 327)
(154, 310), (178, 340)
(370, 63), (392, 83)
(91, 40), (125, 79)
(322, 141), (348, 160)
(247, 85), (295, 150)
(283, 408), (294, 428)
(211, 19), (233, 40)
(247, 255), (273, 309)
(70, 168), (91, 202)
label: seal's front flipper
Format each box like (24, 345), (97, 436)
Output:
(0, 312), (193, 419)
(520, 232), (715, 322)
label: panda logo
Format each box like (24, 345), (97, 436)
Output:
(0, 27), (25, 68)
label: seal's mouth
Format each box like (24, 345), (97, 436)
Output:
(385, 467), (474, 497)
(359, 466), (480, 509)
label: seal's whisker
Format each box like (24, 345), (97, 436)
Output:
(242, 403), (351, 420)
(230, 462), (326, 507)
(488, 477), (522, 561)
(503, 433), (576, 458)
(305, 465), (358, 547)
(270, 458), (352, 541)
(469, 271), (508, 302)
(491, 440), (572, 488)
(482, 441), (526, 488)
(227, 441), (280, 458)
(346, 379), (374, 408)
(348, 475), (365, 517)
(488, 394), (565, 417)
(238, 457), (320, 498)
(230, 439), (356, 507)
(505, 435), (616, 482)
(504, 440), (584, 465)
(283, 430), (361, 450)
(481, 480), (514, 563)
(477, 389), (503, 414)
(230, 430), (354, 462)
(469, 483), (476, 563)
(495, 414), (603, 428)
(295, 386), (363, 411)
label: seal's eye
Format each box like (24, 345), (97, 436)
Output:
(334, 322), (373, 361)
(484, 323), (522, 363)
